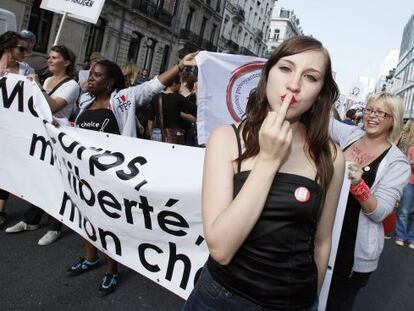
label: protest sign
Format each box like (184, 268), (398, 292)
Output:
(196, 51), (266, 145)
(0, 74), (208, 299)
(41, 0), (106, 24)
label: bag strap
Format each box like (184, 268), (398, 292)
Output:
(47, 77), (73, 96)
(158, 94), (166, 141)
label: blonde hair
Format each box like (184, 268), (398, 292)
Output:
(121, 63), (140, 87)
(367, 92), (404, 143)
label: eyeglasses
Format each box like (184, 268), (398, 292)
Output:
(15, 46), (28, 53)
(363, 107), (393, 119)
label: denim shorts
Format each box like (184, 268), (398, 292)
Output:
(182, 266), (319, 311)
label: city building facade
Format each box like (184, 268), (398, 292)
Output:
(1, 0), (224, 76)
(391, 13), (414, 119)
(217, 0), (275, 57)
(266, 6), (303, 54)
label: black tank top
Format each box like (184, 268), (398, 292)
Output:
(207, 124), (323, 310)
(333, 143), (391, 286)
(76, 108), (120, 135)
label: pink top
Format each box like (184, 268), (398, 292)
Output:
(408, 146), (414, 184)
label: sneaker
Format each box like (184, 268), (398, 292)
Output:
(98, 273), (118, 296)
(395, 239), (405, 246)
(0, 212), (6, 229)
(38, 230), (61, 246)
(384, 234), (392, 240)
(5, 221), (40, 233)
(67, 257), (99, 276)
(408, 243), (414, 250)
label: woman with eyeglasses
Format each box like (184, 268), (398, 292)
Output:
(0, 31), (34, 76)
(6, 45), (80, 246)
(327, 92), (410, 311)
(0, 31), (35, 229)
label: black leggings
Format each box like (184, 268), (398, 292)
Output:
(0, 189), (9, 200)
(24, 204), (62, 231)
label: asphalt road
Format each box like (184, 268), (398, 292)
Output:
(1, 196), (413, 311)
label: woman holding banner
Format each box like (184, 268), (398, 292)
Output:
(183, 36), (345, 311)
(327, 93), (409, 310)
(66, 53), (198, 296)
(6, 45), (80, 246)
(0, 31), (35, 229)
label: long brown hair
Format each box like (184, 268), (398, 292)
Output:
(239, 36), (339, 199)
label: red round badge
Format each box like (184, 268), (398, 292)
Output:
(294, 187), (310, 203)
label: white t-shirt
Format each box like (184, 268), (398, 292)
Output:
(43, 77), (80, 120)
(18, 62), (35, 76)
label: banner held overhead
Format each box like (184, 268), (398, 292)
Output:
(41, 0), (106, 24)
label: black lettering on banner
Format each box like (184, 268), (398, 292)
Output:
(124, 198), (138, 224)
(116, 156), (147, 180)
(0, 77), (24, 111)
(83, 217), (97, 241)
(158, 211), (189, 237)
(138, 243), (162, 272)
(59, 192), (82, 229)
(98, 228), (122, 256)
(29, 133), (55, 165)
(166, 242), (191, 289)
(98, 190), (121, 218)
(138, 196), (154, 229)
(58, 132), (80, 154)
(89, 151), (125, 176)
(27, 96), (38, 117)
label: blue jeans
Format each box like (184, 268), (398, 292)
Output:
(182, 266), (319, 311)
(151, 128), (162, 142)
(395, 183), (414, 243)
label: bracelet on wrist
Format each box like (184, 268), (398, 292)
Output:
(350, 179), (371, 202)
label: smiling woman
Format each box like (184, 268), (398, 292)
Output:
(328, 92), (410, 311)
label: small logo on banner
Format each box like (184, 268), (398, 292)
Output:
(226, 61), (266, 122)
(294, 187), (310, 203)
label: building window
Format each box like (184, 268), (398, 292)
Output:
(28, 0), (53, 53)
(127, 32), (143, 64)
(200, 17), (208, 40)
(273, 29), (280, 40)
(210, 24), (217, 42)
(216, 0), (221, 12)
(185, 8), (194, 30)
(159, 44), (170, 73)
(143, 38), (156, 74)
(85, 18), (106, 58)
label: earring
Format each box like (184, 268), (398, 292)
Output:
(106, 85), (111, 92)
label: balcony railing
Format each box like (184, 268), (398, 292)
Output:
(179, 29), (202, 45)
(240, 46), (256, 56)
(132, 0), (173, 26)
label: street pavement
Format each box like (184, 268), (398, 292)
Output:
(1, 196), (413, 311)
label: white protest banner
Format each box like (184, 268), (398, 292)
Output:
(196, 51), (266, 145)
(41, 0), (106, 24)
(0, 74), (208, 299)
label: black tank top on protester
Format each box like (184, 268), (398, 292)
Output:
(333, 143), (391, 287)
(75, 108), (120, 135)
(207, 124), (323, 310)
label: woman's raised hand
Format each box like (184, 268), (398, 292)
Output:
(348, 162), (363, 186)
(258, 93), (293, 168)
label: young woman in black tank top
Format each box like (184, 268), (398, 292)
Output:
(183, 36), (345, 311)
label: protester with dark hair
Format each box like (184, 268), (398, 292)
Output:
(147, 75), (196, 143)
(0, 31), (34, 75)
(183, 36), (345, 311)
(67, 52), (198, 296)
(327, 92), (410, 310)
(342, 108), (356, 125)
(179, 72), (198, 145)
(5, 45), (80, 245)
(0, 31), (35, 229)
